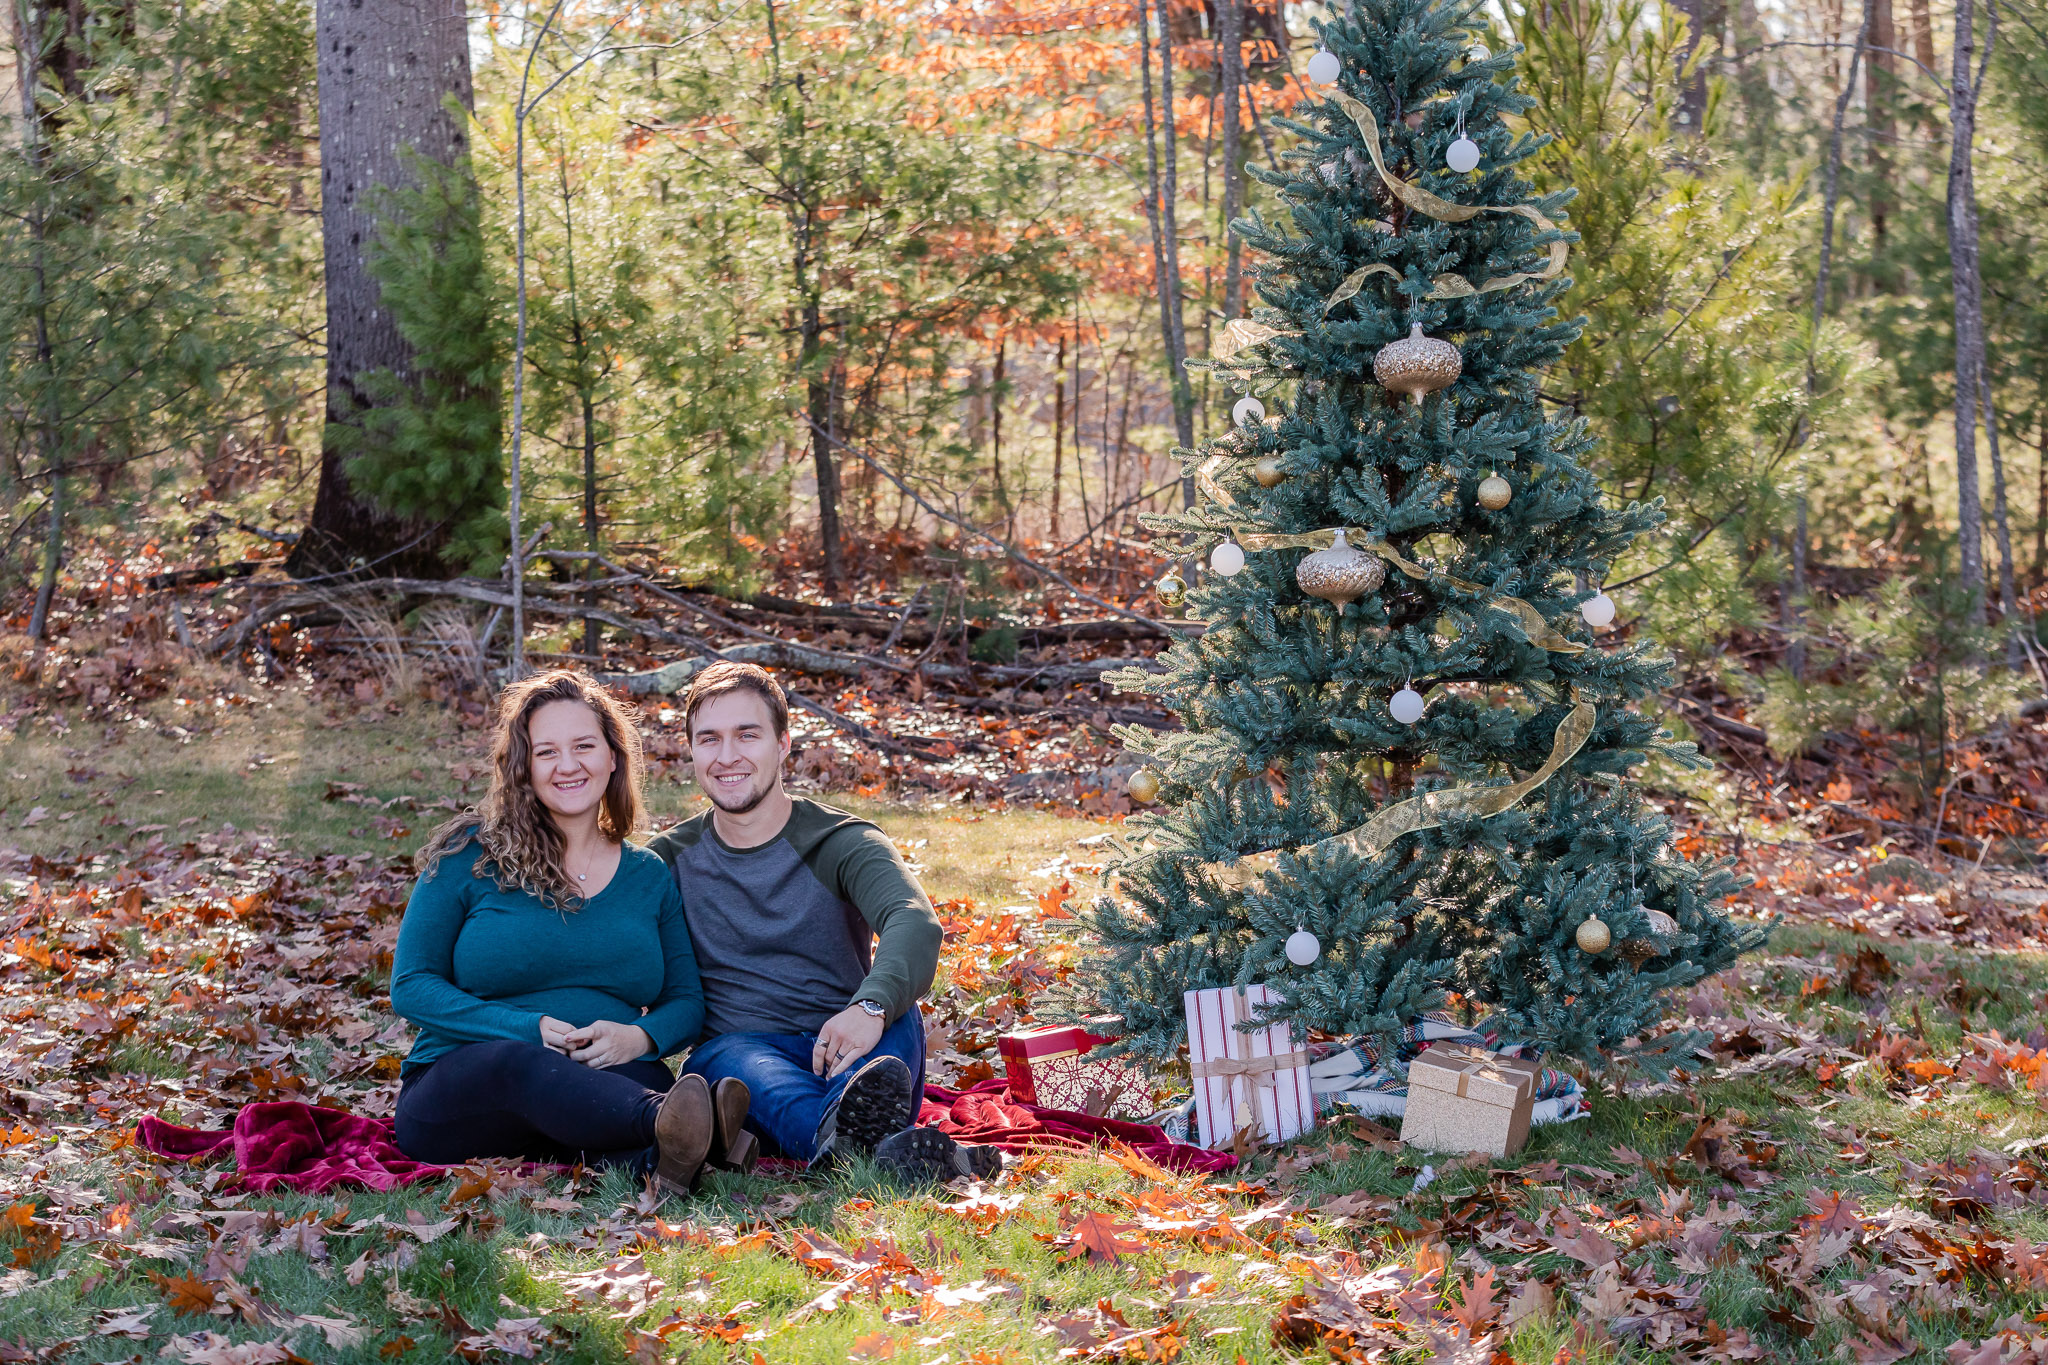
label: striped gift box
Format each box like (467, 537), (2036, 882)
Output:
(1183, 984), (1315, 1148)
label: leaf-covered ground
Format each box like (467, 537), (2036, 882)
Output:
(3, 699), (2048, 1364)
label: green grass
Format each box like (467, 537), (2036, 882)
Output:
(0, 691), (1083, 886)
(2, 696), (2046, 1362)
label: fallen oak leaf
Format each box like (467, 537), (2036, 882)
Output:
(93, 1305), (159, 1338)
(851, 1331), (902, 1359)
(1103, 1140), (1173, 1184)
(1447, 1265), (1501, 1332)
(151, 1270), (220, 1316)
(1060, 1212), (1152, 1266)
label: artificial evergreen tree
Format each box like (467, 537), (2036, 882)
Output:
(1083, 0), (1766, 1072)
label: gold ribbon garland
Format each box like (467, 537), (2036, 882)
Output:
(1202, 700), (1596, 889)
(1215, 318), (1301, 363)
(1189, 457), (1586, 656)
(1212, 94), (1572, 355)
(1323, 92), (1570, 311)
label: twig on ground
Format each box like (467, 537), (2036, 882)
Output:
(880, 585), (927, 654)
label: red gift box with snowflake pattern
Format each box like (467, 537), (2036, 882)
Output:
(997, 1021), (1153, 1120)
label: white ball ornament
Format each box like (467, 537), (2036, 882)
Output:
(1307, 49), (1342, 85)
(1467, 43), (1491, 61)
(1210, 539), (1246, 577)
(1445, 136), (1481, 173)
(1232, 395), (1266, 426)
(1285, 929), (1322, 967)
(1390, 687), (1426, 724)
(1581, 592), (1617, 628)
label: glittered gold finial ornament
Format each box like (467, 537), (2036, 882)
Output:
(1617, 908), (1679, 968)
(1252, 455), (1288, 488)
(1476, 474), (1512, 510)
(1575, 915), (1612, 955)
(1295, 529), (1385, 606)
(1155, 573), (1185, 611)
(1373, 322), (1462, 404)
(1127, 769), (1161, 804)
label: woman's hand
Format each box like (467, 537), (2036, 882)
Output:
(538, 1015), (576, 1055)
(563, 1019), (653, 1069)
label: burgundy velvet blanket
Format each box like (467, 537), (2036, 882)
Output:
(920, 1080), (1235, 1174)
(135, 1084), (1231, 1192)
(134, 1102), (444, 1193)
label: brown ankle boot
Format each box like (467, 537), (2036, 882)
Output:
(710, 1078), (757, 1173)
(653, 1074), (715, 1195)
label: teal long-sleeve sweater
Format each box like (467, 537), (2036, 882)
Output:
(388, 839), (704, 1074)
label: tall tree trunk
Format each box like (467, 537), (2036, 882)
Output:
(16, 0), (65, 642)
(991, 340), (1010, 535)
(1672, 0), (1722, 133)
(581, 389), (600, 656)
(1155, 0), (1193, 457)
(1946, 0), (1989, 617)
(1793, 0), (1872, 678)
(807, 349), (843, 597)
(1908, 0), (1935, 70)
(1866, 0), (1895, 244)
(1218, 0), (1245, 322)
(1051, 332), (1066, 540)
(1982, 386), (2017, 627)
(293, 0), (479, 578)
(2035, 410), (2048, 588)
(1134, 0), (1195, 508)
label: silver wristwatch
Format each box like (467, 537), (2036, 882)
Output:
(855, 999), (886, 1020)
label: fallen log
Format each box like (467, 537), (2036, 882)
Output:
(145, 560), (265, 591)
(596, 648), (1161, 695)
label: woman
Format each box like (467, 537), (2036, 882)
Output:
(390, 670), (753, 1191)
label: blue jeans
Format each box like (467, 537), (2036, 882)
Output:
(682, 1010), (925, 1162)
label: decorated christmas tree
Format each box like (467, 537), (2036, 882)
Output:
(1082, 0), (1766, 1073)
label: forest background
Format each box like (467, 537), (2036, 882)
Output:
(5, 0), (2048, 836)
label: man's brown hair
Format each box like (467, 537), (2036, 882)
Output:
(684, 660), (790, 738)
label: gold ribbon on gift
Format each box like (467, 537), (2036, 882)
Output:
(1189, 1050), (1310, 1092)
(1415, 1042), (1538, 1104)
(1324, 91), (1570, 308)
(1192, 510), (1587, 657)
(1202, 699), (1596, 889)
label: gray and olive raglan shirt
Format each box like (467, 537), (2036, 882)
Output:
(644, 799), (942, 1040)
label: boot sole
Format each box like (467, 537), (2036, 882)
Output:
(833, 1057), (915, 1158)
(710, 1078), (756, 1172)
(654, 1073), (715, 1194)
(874, 1127), (1003, 1183)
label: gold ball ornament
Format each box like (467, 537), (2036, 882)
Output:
(1252, 455), (1288, 488)
(1575, 915), (1612, 955)
(1476, 474), (1513, 510)
(1295, 529), (1385, 606)
(1373, 322), (1462, 404)
(1126, 769), (1161, 804)
(1155, 573), (1186, 611)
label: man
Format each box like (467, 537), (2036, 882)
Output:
(647, 661), (999, 1183)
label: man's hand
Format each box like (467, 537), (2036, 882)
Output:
(538, 1015), (576, 1055)
(563, 1020), (653, 1070)
(812, 1005), (886, 1078)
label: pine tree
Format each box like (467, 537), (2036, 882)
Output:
(1081, 0), (1766, 1072)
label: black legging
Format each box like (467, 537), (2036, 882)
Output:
(394, 1040), (675, 1168)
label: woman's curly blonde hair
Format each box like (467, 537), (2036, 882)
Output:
(417, 670), (646, 908)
